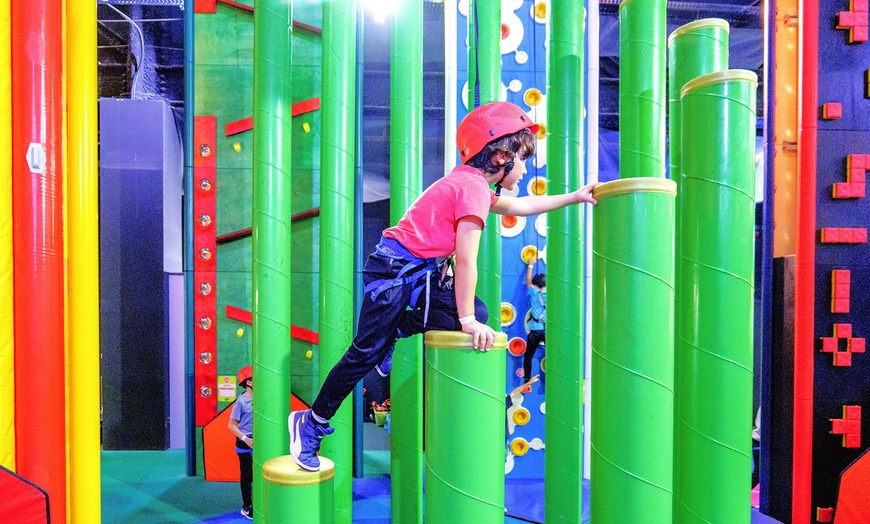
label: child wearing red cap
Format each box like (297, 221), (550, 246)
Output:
(289, 101), (599, 471)
(228, 366), (253, 519)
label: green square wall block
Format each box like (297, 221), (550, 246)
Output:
(290, 215), (320, 272)
(216, 237), (253, 273)
(195, 9), (254, 67)
(215, 166), (253, 232)
(195, 64), (253, 118)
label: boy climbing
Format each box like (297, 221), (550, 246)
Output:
(289, 101), (599, 471)
(523, 255), (546, 385)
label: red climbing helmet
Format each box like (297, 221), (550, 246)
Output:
(237, 365), (252, 387)
(456, 101), (540, 164)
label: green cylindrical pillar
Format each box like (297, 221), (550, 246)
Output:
(667, 19), (729, 186)
(319, 1), (356, 523)
(667, 18), (729, 510)
(545, 2), (586, 522)
(252, 0), (293, 522)
(618, 0), (666, 178)
(467, 0), (502, 331)
(591, 178), (675, 523)
(263, 456), (335, 524)
(676, 70), (757, 524)
(389, 0), (424, 521)
(424, 331), (507, 523)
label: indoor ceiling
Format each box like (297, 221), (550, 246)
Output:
(96, 1), (765, 132)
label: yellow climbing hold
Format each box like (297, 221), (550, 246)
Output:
(524, 88), (542, 107)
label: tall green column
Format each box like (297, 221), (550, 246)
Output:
(545, 2), (586, 522)
(252, 0), (293, 522)
(666, 18), (729, 512)
(618, 0), (666, 178)
(319, 1), (356, 523)
(390, 0), (424, 521)
(467, 0), (501, 330)
(424, 331), (507, 523)
(677, 70), (757, 524)
(591, 178), (675, 523)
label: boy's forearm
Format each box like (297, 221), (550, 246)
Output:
(508, 193), (580, 216)
(453, 261), (477, 318)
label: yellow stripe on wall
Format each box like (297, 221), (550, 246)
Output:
(0, 0), (16, 473)
(772, 0), (798, 257)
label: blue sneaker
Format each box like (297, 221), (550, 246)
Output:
(288, 410), (334, 471)
(375, 346), (394, 377)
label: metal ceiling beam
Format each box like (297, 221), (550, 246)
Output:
(600, 0), (762, 28)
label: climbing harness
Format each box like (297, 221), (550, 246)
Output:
(363, 237), (445, 327)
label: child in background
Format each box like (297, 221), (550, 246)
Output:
(523, 255), (546, 387)
(228, 366), (254, 520)
(289, 101), (600, 472)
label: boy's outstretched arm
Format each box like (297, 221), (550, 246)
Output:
(490, 182), (601, 217)
(455, 216), (497, 351)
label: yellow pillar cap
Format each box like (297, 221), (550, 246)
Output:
(263, 455), (335, 486)
(424, 330), (508, 349)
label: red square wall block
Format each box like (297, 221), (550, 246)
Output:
(849, 338), (865, 353)
(833, 283), (851, 298)
(857, 10), (870, 25)
(821, 337), (839, 353)
(832, 298), (851, 313)
(834, 351), (853, 366)
(835, 323), (853, 338)
(833, 269), (851, 285)
(817, 507), (834, 522)
(833, 182), (855, 198)
(845, 405), (862, 419)
(840, 10), (857, 27)
(849, 167), (866, 184)
(852, 183), (866, 197)
(832, 419), (862, 434)
(853, 25), (869, 43)
(823, 102), (843, 119)
(855, 0), (869, 11)
(848, 153), (866, 170)
(844, 433), (861, 448)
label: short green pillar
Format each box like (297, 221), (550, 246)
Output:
(424, 330), (507, 523)
(262, 455), (335, 524)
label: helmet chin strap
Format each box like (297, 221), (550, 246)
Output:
(494, 159), (515, 196)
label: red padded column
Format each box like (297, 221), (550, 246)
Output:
(10, 0), (66, 522)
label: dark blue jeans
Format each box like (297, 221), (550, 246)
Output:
(236, 449), (252, 508)
(523, 329), (545, 380)
(311, 245), (488, 420)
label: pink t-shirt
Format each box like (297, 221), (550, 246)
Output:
(383, 165), (499, 259)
